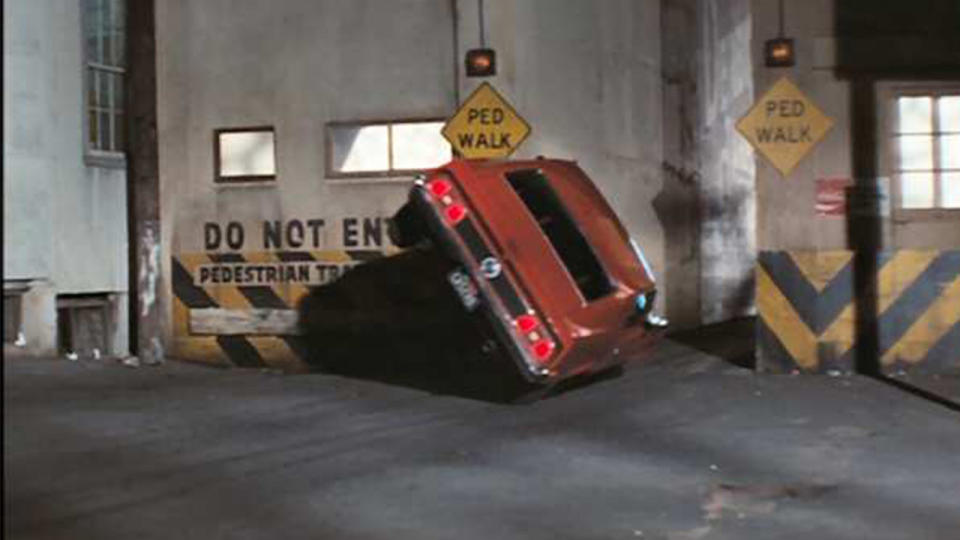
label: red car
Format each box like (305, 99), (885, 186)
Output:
(390, 158), (666, 388)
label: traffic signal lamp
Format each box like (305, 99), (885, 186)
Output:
(466, 48), (496, 77)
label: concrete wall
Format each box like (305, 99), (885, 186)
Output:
(753, 0), (851, 251)
(157, 0), (456, 254)
(156, 0), (458, 365)
(752, 0), (960, 374)
(3, 0), (129, 356)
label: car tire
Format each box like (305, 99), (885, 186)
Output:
(388, 202), (427, 248)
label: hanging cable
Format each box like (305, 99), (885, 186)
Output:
(478, 0), (486, 47)
(778, 0), (785, 38)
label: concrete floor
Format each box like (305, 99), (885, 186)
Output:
(5, 331), (959, 540)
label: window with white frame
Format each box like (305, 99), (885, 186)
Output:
(892, 91), (960, 210)
(326, 120), (451, 178)
(83, 0), (126, 158)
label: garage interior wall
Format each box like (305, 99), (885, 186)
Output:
(6, 1), (954, 371)
(154, 0), (762, 368)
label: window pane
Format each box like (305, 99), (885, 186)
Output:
(88, 111), (99, 147)
(114, 112), (124, 152)
(107, 0), (124, 66)
(939, 96), (960, 133)
(898, 135), (933, 171)
(115, 28), (126, 67)
(391, 122), (451, 170)
(88, 69), (98, 107)
(330, 125), (389, 173)
(99, 71), (110, 108)
(941, 135), (960, 169)
(901, 172), (935, 208)
(86, 34), (100, 63)
(100, 0), (110, 65)
(112, 73), (124, 111)
(943, 173), (960, 208)
(84, 0), (103, 63)
(218, 131), (277, 177)
(898, 97), (932, 134)
(99, 111), (111, 152)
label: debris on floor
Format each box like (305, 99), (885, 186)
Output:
(703, 483), (837, 521)
(122, 355), (141, 368)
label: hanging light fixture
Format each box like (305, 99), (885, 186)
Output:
(765, 0), (795, 67)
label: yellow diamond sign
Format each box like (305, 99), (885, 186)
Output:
(736, 77), (835, 176)
(442, 82), (531, 159)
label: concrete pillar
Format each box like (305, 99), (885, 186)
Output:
(659, 0), (703, 329)
(126, 0), (165, 363)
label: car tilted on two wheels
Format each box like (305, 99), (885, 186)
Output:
(388, 158), (667, 393)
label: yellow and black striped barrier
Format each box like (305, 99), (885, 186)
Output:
(757, 250), (960, 373)
(170, 249), (392, 371)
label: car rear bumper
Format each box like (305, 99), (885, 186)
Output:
(409, 185), (555, 384)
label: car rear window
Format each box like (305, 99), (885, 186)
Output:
(505, 169), (613, 301)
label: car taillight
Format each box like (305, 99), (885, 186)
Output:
(514, 314), (555, 364)
(532, 339), (556, 362)
(427, 179), (452, 198)
(515, 314), (538, 333)
(444, 204), (468, 224)
(426, 177), (468, 225)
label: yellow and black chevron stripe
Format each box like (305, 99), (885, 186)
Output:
(758, 250), (960, 373)
(171, 249), (389, 371)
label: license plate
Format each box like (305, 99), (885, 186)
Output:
(447, 268), (480, 311)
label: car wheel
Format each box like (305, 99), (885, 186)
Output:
(388, 202), (427, 248)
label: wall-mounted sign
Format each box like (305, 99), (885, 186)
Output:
(442, 82), (531, 159)
(736, 77), (834, 176)
(816, 177), (852, 217)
